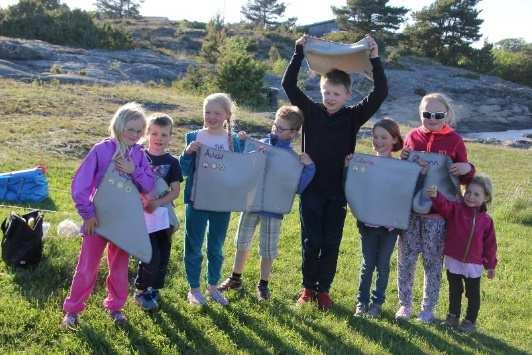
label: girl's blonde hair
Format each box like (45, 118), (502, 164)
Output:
(469, 173), (494, 212)
(419, 93), (456, 126)
(109, 102), (146, 158)
(203, 93), (237, 151)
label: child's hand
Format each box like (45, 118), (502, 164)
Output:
(300, 153), (313, 166)
(400, 148), (411, 160)
(366, 34), (379, 58)
(185, 141), (201, 155)
(115, 157), (134, 174)
(84, 217), (98, 236)
(238, 131), (248, 140)
(487, 269), (495, 279)
(296, 35), (308, 47)
(145, 199), (160, 213)
(344, 154), (353, 167)
(258, 145), (268, 153)
(449, 162), (472, 176)
(426, 185), (437, 198)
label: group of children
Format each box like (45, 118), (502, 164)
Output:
(61, 34), (497, 335)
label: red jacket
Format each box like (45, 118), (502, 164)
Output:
(404, 125), (475, 184)
(431, 193), (498, 269)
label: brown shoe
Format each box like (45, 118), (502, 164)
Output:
(218, 276), (243, 291)
(317, 292), (333, 311)
(296, 288), (315, 305)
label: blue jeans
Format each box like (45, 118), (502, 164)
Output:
(184, 204), (231, 289)
(356, 222), (398, 305)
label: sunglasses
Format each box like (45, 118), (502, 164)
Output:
(422, 111), (447, 120)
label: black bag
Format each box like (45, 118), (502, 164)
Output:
(1, 210), (44, 267)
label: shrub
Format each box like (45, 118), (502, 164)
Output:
(492, 48), (532, 87)
(174, 65), (214, 94)
(0, 0), (132, 50)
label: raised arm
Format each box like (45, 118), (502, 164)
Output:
(281, 36), (314, 113)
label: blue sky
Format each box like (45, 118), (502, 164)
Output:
(2, 0), (531, 43)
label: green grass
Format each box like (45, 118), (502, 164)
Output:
(0, 79), (531, 354)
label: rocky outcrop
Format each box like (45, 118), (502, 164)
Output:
(1, 35), (531, 133)
(0, 36), (194, 85)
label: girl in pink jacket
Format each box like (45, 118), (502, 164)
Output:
(426, 174), (497, 333)
(61, 102), (155, 328)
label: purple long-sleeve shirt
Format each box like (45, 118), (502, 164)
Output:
(71, 138), (156, 220)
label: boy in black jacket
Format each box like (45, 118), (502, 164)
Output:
(281, 34), (388, 310)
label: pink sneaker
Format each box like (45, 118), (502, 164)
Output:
(395, 306), (412, 320)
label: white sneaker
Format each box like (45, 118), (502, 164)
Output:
(187, 289), (206, 305)
(207, 285), (229, 306)
(395, 305), (412, 320)
(417, 309), (435, 323)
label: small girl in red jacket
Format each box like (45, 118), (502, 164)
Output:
(426, 174), (497, 334)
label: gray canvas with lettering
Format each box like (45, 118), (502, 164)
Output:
(407, 151), (460, 214)
(345, 153), (421, 230)
(93, 165), (152, 263)
(244, 138), (303, 214)
(192, 145), (266, 212)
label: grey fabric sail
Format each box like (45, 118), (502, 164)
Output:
(244, 138), (303, 214)
(345, 154), (421, 230)
(407, 151), (461, 214)
(304, 36), (373, 79)
(93, 164), (152, 263)
(192, 145), (266, 212)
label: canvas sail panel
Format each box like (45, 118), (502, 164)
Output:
(192, 145), (266, 212)
(304, 36), (373, 79)
(345, 154), (421, 230)
(93, 165), (152, 263)
(244, 138), (303, 214)
(407, 151), (461, 214)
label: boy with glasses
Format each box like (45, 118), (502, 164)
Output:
(218, 105), (315, 301)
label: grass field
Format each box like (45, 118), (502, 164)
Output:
(0, 79), (531, 354)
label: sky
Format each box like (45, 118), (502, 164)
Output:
(1, 0), (531, 44)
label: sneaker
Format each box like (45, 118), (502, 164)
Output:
(442, 313), (459, 328)
(317, 292), (333, 311)
(109, 310), (127, 326)
(395, 306), (412, 320)
(367, 303), (382, 318)
(207, 286), (229, 306)
(150, 288), (160, 301)
(296, 288), (316, 305)
(256, 282), (270, 301)
(354, 303), (369, 317)
(61, 313), (78, 329)
(458, 319), (476, 334)
(218, 276), (243, 291)
(417, 309), (435, 323)
(135, 288), (158, 311)
(187, 289), (207, 305)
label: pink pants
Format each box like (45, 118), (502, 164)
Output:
(63, 234), (129, 314)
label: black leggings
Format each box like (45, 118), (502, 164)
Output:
(447, 270), (481, 323)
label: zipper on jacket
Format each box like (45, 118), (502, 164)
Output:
(462, 210), (477, 262)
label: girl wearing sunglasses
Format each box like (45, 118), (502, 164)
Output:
(395, 93), (475, 323)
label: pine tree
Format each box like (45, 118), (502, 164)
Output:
(96, 0), (143, 19)
(241, 0), (287, 29)
(332, 0), (408, 45)
(404, 0), (483, 65)
(200, 14), (226, 64)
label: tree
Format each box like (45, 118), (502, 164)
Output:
(241, 0), (287, 29)
(332, 0), (408, 46)
(95, 0), (144, 19)
(200, 14), (226, 64)
(403, 0), (483, 65)
(495, 38), (531, 53)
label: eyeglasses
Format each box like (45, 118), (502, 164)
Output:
(273, 124), (297, 133)
(422, 111), (447, 120)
